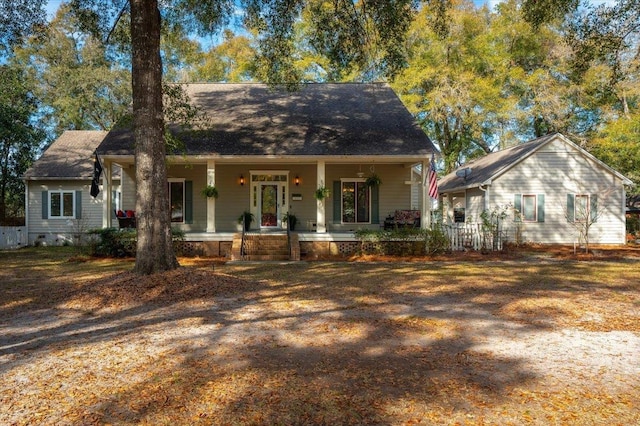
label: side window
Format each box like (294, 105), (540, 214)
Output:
(49, 191), (75, 219)
(522, 195), (537, 222)
(168, 180), (185, 223)
(514, 193), (545, 223)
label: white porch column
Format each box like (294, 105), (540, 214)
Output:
(316, 160), (327, 233)
(206, 160), (216, 232)
(102, 159), (112, 228)
(421, 159), (430, 229)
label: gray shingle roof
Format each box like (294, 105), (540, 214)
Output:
(23, 130), (108, 179)
(438, 133), (558, 192)
(438, 132), (633, 192)
(99, 83), (435, 157)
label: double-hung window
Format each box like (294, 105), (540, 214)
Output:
(514, 193), (545, 223)
(574, 194), (590, 222)
(341, 179), (370, 224)
(168, 179), (185, 223)
(521, 194), (537, 222)
(49, 190), (75, 219)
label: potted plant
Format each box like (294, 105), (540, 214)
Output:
(282, 212), (297, 231)
(365, 173), (382, 187)
(201, 185), (219, 199)
(314, 185), (330, 200)
(237, 211), (254, 231)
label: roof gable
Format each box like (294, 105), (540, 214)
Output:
(99, 83), (435, 157)
(438, 133), (632, 192)
(23, 130), (108, 179)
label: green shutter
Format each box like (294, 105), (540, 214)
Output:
(75, 191), (82, 219)
(371, 185), (379, 224)
(590, 194), (598, 223)
(333, 181), (341, 224)
(537, 194), (545, 223)
(514, 194), (521, 222)
(185, 181), (193, 224)
(567, 194), (575, 222)
(42, 191), (48, 219)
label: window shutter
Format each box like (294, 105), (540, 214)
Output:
(567, 194), (575, 222)
(75, 191), (82, 219)
(42, 191), (48, 219)
(333, 181), (341, 224)
(537, 194), (545, 223)
(371, 185), (379, 224)
(185, 181), (193, 224)
(590, 194), (598, 223)
(513, 194), (521, 222)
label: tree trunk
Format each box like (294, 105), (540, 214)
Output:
(130, 0), (179, 274)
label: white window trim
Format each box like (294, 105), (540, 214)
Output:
(521, 194), (537, 223)
(340, 178), (371, 224)
(49, 190), (75, 219)
(168, 178), (185, 223)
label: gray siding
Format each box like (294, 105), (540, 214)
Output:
(27, 180), (103, 245)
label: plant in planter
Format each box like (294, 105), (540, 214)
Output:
(282, 212), (297, 231)
(201, 185), (219, 199)
(237, 211), (254, 231)
(365, 173), (382, 187)
(314, 185), (330, 200)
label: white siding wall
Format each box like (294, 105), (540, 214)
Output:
(485, 139), (627, 244)
(27, 180), (104, 245)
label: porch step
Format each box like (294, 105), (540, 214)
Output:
(230, 232), (300, 261)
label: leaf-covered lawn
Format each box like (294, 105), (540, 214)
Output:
(1, 247), (639, 425)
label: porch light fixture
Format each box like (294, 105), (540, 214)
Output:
(295, 175), (300, 186)
(239, 174), (245, 186)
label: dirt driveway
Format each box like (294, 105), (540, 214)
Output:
(1, 250), (639, 425)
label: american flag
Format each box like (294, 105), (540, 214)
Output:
(427, 153), (438, 200)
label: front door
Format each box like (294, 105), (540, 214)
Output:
(260, 183), (279, 227)
(251, 171), (290, 229)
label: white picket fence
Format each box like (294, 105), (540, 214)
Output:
(0, 226), (28, 249)
(439, 223), (506, 251)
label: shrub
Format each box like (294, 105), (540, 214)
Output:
(88, 228), (186, 258)
(354, 227), (450, 256)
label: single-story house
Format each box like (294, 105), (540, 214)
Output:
(25, 83), (438, 256)
(437, 133), (633, 245)
(22, 130), (122, 246)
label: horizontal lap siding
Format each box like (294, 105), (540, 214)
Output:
(27, 180), (103, 244)
(491, 140), (626, 244)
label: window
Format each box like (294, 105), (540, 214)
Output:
(453, 208), (465, 223)
(514, 193), (545, 223)
(574, 194), (590, 222)
(566, 193), (597, 223)
(49, 191), (75, 218)
(341, 180), (370, 223)
(522, 195), (537, 222)
(168, 180), (185, 223)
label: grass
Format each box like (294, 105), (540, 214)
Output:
(1, 247), (639, 425)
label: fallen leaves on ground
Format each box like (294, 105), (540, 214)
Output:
(1, 248), (639, 425)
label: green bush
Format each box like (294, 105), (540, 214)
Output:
(88, 228), (186, 258)
(354, 227), (450, 256)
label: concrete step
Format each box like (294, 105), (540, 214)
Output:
(243, 254), (291, 261)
